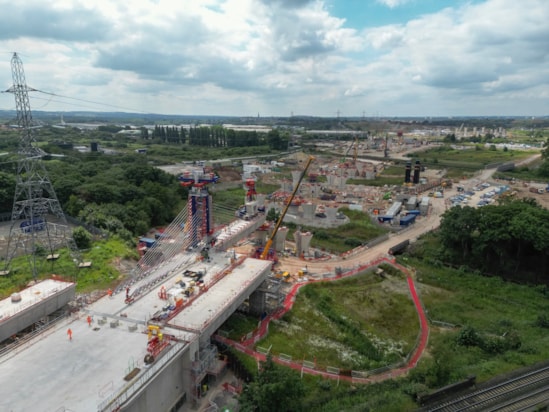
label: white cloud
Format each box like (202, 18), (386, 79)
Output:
(0, 0), (546, 117)
(376, 0), (411, 8)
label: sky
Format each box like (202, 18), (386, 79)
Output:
(0, 0), (547, 118)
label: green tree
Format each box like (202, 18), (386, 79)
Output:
(239, 354), (305, 412)
(438, 206), (479, 261)
(72, 226), (92, 249)
(266, 207), (280, 222)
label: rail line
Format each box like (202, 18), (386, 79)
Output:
(427, 364), (549, 411)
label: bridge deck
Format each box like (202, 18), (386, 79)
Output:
(0, 249), (267, 412)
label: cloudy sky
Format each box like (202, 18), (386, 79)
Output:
(0, 0), (547, 118)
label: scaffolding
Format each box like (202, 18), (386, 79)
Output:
(191, 344), (226, 405)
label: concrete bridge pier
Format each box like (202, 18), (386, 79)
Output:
(248, 289), (266, 317)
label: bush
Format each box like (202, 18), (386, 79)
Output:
(72, 226), (92, 249)
(535, 314), (549, 328)
(456, 326), (482, 347)
(344, 237), (362, 248)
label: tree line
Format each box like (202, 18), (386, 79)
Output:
(437, 198), (549, 284)
(0, 152), (186, 244)
(142, 125), (289, 150)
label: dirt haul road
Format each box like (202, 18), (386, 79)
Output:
(277, 194), (447, 275)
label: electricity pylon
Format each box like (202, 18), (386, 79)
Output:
(4, 52), (79, 279)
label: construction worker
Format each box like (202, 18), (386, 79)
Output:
(86, 315), (92, 327)
(67, 328), (72, 341)
(107, 288), (112, 298)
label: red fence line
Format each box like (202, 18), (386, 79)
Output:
(217, 257), (430, 384)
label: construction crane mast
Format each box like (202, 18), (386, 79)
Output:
(4, 52), (78, 278)
(260, 156), (314, 260)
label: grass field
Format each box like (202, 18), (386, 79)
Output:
(406, 145), (537, 178)
(0, 238), (138, 297)
(225, 267), (419, 372)
(222, 245), (549, 409)
(410, 255), (549, 383)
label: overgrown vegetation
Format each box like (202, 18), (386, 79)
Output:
(436, 198), (549, 283)
(244, 269), (418, 371)
(228, 251), (549, 410)
(0, 237), (138, 297)
(406, 144), (535, 178)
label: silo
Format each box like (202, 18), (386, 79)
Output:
(325, 206), (338, 221)
(302, 203), (315, 219)
(274, 226), (289, 252)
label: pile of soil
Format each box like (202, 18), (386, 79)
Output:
(216, 166), (242, 182)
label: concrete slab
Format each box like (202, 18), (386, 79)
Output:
(0, 278), (74, 321)
(0, 246), (271, 412)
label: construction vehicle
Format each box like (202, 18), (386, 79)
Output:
(275, 271), (289, 279)
(144, 325), (170, 364)
(259, 156), (314, 261)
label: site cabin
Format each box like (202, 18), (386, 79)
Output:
(399, 214), (416, 226)
(139, 237), (157, 249)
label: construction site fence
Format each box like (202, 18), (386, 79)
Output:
(97, 341), (187, 412)
(214, 256), (430, 384)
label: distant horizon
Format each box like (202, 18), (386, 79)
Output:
(0, 109), (547, 122)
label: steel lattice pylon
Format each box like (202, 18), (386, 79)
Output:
(4, 52), (79, 278)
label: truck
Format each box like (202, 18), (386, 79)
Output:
(529, 187), (545, 194)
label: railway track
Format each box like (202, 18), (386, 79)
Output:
(427, 365), (549, 411)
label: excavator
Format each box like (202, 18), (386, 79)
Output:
(259, 156), (315, 261)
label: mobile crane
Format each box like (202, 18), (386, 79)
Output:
(259, 156), (314, 260)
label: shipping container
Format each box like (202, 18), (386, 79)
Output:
(399, 214), (416, 226)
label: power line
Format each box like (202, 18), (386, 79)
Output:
(1, 86), (154, 114)
(34, 89), (154, 114)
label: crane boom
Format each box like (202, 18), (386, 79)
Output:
(260, 156), (314, 260)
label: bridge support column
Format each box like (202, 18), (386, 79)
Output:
(248, 290), (266, 317)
